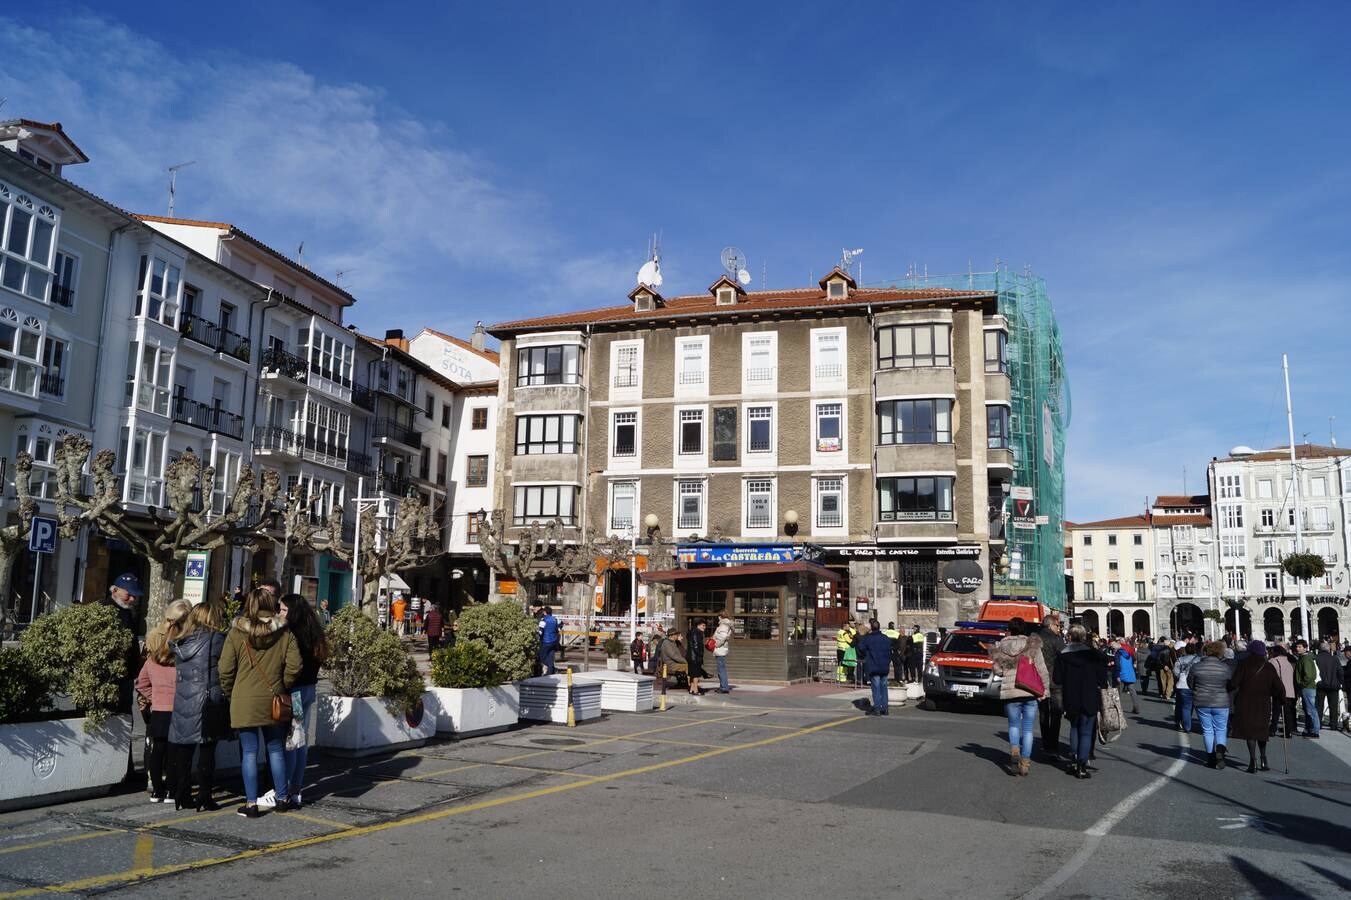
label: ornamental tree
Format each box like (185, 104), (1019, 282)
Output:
(54, 434), (281, 625)
(476, 510), (596, 605)
(324, 491), (444, 610)
(0, 452), (38, 632)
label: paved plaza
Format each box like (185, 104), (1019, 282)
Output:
(1, 687), (1348, 899)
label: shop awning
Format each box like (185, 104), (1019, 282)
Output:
(640, 561), (841, 584)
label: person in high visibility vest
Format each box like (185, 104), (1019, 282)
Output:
(883, 622), (903, 684)
(837, 622), (857, 684)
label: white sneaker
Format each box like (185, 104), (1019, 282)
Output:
(257, 789), (276, 809)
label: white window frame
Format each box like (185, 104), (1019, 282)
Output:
(1310, 477), (1326, 497)
(812, 399), (846, 465)
(674, 336), (709, 398)
(813, 475), (847, 534)
(609, 339), (643, 399)
(124, 426), (167, 506)
(1263, 571), (1279, 591)
(743, 476), (776, 535)
(1225, 569), (1245, 592)
(674, 478), (707, 536)
(607, 480), (639, 536)
(609, 408), (640, 470)
(809, 327), (847, 390)
(1257, 478), (1273, 499)
(674, 404), (707, 469)
(743, 401), (777, 467)
(512, 483), (581, 526)
(0, 306), (44, 398)
(741, 331), (777, 394)
(40, 334), (68, 400)
(1220, 534), (1246, 561)
(0, 184), (60, 303)
(51, 248), (79, 310)
(1218, 473), (1243, 499)
(1219, 505), (1243, 530)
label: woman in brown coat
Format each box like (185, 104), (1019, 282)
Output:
(220, 588), (301, 817)
(1227, 639), (1284, 773)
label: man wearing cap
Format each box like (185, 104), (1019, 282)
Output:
(102, 573), (144, 713)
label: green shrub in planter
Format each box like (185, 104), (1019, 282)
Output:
(323, 605), (424, 713)
(430, 642), (502, 689)
(0, 646), (47, 725)
(455, 602), (539, 682)
(603, 636), (626, 658)
(20, 603), (132, 732)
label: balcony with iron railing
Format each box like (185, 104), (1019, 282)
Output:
(179, 313), (252, 363)
(172, 392), (245, 439)
(254, 425), (302, 456)
(374, 471), (412, 496)
(260, 346), (309, 381)
(51, 284), (74, 308)
(351, 384), (375, 411)
(346, 450), (374, 478)
(371, 417), (422, 448)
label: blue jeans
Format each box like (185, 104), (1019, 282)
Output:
(1175, 688), (1194, 732)
(1197, 706), (1230, 753)
(1005, 698), (1038, 756)
(239, 725), (288, 805)
(716, 655), (729, 692)
(283, 685), (316, 796)
(539, 642), (558, 675)
(1301, 687), (1320, 735)
(870, 674), (888, 713)
(1069, 713), (1096, 764)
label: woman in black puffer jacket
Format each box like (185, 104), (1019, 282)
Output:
(168, 602), (229, 810)
(1053, 623), (1109, 779)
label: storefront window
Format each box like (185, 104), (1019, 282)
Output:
(733, 590), (781, 640)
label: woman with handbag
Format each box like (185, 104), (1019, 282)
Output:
(168, 601), (228, 810)
(1054, 623), (1110, 779)
(219, 588), (301, 818)
(280, 594), (328, 810)
(989, 617), (1051, 777)
(1227, 639), (1284, 773)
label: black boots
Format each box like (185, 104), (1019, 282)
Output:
(1215, 745), (1226, 770)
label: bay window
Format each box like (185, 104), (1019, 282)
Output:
(877, 322), (950, 369)
(513, 484), (579, 525)
(515, 413), (581, 455)
(987, 404), (1010, 449)
(0, 307), (43, 397)
(878, 398), (952, 444)
(122, 426), (166, 504)
(877, 476), (955, 522)
(983, 329), (1008, 374)
(516, 343), (581, 386)
(0, 186), (58, 302)
(135, 256), (181, 326)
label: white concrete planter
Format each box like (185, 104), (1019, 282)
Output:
(426, 685), (519, 737)
(905, 683), (925, 701)
(0, 714), (132, 810)
(313, 693), (436, 757)
(605, 658), (621, 670)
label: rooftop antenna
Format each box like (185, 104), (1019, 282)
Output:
(166, 160), (196, 217)
(296, 241), (305, 262)
(841, 248), (864, 274)
(335, 268), (355, 285)
(721, 246), (750, 286)
(636, 232), (663, 287)
(0, 98), (7, 114)
(1330, 416), (1337, 448)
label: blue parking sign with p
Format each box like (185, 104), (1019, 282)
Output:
(29, 516), (58, 554)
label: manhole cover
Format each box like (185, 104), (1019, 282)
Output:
(1281, 779), (1351, 792)
(530, 737), (587, 747)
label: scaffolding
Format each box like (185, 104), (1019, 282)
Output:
(874, 266), (1070, 610)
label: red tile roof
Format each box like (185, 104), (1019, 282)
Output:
(489, 285), (991, 334)
(1239, 444), (1351, 462)
(1066, 515), (1151, 529)
(420, 328), (500, 364)
(1152, 514), (1211, 526)
(1154, 495), (1209, 507)
(133, 214), (356, 305)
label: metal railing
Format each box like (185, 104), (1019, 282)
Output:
(261, 346), (308, 380)
(254, 425), (301, 454)
(179, 313), (252, 362)
(173, 394), (245, 439)
(351, 384), (375, 411)
(51, 284), (74, 308)
(372, 417), (422, 448)
(39, 373), (64, 398)
(346, 450), (373, 477)
(375, 472), (411, 496)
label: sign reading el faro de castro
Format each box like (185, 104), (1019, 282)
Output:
(942, 559), (984, 594)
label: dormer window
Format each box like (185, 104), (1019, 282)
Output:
(717, 288), (736, 306)
(818, 266), (857, 300)
(628, 284), (663, 312)
(827, 279), (847, 299)
(635, 292), (654, 312)
(708, 275), (746, 306)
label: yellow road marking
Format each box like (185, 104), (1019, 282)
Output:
(285, 812), (352, 831)
(131, 835), (153, 872)
(0, 713), (854, 899)
(0, 830), (118, 856)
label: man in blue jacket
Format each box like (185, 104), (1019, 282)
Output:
(537, 606), (561, 675)
(858, 620), (895, 716)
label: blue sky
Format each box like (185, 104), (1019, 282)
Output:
(3, 2), (1349, 521)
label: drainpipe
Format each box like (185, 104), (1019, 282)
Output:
(243, 287), (278, 585)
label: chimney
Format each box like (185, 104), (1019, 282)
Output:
(471, 321), (486, 351)
(385, 328), (404, 341)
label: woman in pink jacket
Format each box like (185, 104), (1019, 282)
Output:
(136, 600), (190, 802)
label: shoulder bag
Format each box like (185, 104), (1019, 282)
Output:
(243, 635), (293, 724)
(1015, 652), (1045, 697)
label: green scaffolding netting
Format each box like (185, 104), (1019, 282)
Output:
(873, 268), (1070, 610)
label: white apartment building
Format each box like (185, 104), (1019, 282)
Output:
(407, 325), (500, 605)
(1208, 444), (1351, 641)
(1151, 495), (1220, 638)
(1066, 515), (1156, 637)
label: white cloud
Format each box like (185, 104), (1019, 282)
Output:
(0, 12), (563, 327)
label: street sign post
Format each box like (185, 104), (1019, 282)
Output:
(183, 550), (210, 606)
(28, 516), (58, 622)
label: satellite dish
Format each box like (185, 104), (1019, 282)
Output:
(736, 268), (751, 286)
(637, 258), (662, 287)
(721, 246), (746, 279)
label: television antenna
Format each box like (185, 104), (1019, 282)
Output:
(841, 247), (864, 273)
(636, 232), (663, 287)
(166, 161), (196, 216)
(335, 268), (355, 285)
(721, 246), (751, 286)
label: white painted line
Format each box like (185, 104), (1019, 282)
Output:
(1019, 728), (1189, 900)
